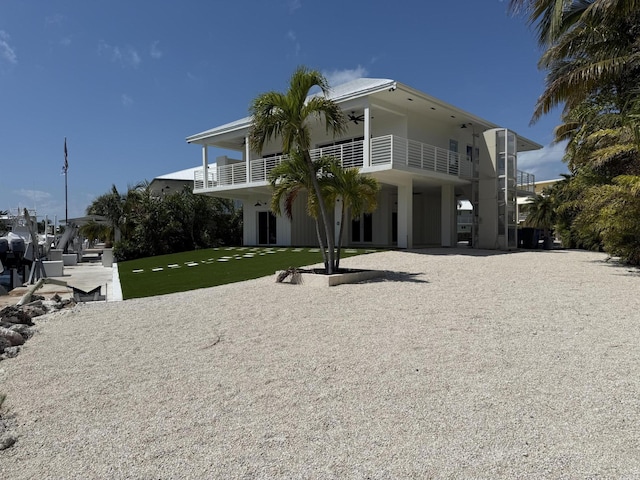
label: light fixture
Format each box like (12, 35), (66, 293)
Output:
(254, 201), (261, 207)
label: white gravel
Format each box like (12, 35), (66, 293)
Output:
(1, 248), (639, 478)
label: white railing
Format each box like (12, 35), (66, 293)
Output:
(370, 135), (474, 178)
(250, 155), (285, 183)
(193, 135), (537, 190)
(517, 170), (535, 192)
(310, 142), (365, 169)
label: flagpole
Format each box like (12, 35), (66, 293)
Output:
(63, 138), (69, 253)
(65, 166), (68, 226)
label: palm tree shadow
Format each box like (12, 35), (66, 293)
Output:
(594, 258), (640, 277)
(367, 271), (429, 284)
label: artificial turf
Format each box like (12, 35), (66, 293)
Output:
(118, 246), (380, 299)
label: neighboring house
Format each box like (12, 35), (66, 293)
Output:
(534, 178), (562, 195)
(185, 78), (540, 250)
(149, 167), (202, 196)
(518, 178), (562, 224)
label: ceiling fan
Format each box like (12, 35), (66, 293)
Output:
(348, 111), (365, 124)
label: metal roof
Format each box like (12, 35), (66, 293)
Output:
(186, 78), (395, 144)
(186, 77), (542, 151)
(154, 166), (201, 181)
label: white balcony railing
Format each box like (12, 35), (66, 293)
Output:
(516, 170), (536, 192)
(370, 135), (473, 177)
(194, 135), (532, 191)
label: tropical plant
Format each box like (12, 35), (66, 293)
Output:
(509, 0), (640, 263)
(268, 152), (333, 268)
(85, 183), (143, 244)
(509, 0), (640, 122)
(574, 175), (640, 264)
(525, 193), (556, 248)
(325, 161), (380, 268)
(249, 66), (346, 273)
(86, 183), (241, 261)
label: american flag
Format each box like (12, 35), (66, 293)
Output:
(63, 138), (68, 173)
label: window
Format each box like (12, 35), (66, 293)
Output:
(258, 211), (277, 245)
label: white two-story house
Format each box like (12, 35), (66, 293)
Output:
(186, 78), (540, 250)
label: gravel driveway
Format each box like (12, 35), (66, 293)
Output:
(1, 248), (639, 478)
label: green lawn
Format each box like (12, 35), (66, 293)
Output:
(118, 246), (380, 299)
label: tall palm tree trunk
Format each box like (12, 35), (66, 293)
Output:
(335, 203), (346, 270)
(314, 219), (329, 271)
(303, 150), (335, 273)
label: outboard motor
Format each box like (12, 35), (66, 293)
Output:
(0, 238), (8, 264)
(10, 237), (25, 261)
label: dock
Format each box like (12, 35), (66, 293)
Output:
(0, 257), (122, 308)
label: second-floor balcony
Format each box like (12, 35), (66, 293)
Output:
(194, 135), (534, 192)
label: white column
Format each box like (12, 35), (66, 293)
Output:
(245, 136), (250, 182)
(397, 181), (413, 249)
(201, 145), (209, 187)
(363, 106), (371, 167)
(441, 184), (455, 247)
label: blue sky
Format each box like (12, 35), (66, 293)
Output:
(0, 0), (569, 223)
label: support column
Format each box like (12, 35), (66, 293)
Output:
(245, 136), (250, 182)
(441, 184), (455, 247)
(397, 181), (413, 249)
(363, 105), (371, 167)
(201, 145), (209, 187)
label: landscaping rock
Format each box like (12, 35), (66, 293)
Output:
(0, 434), (16, 450)
(0, 327), (25, 347)
(7, 324), (33, 340)
(0, 294), (74, 361)
(22, 305), (47, 318)
(0, 337), (11, 353)
(0, 306), (34, 326)
(1, 346), (20, 358)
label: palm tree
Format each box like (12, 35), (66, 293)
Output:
(325, 162), (380, 269)
(576, 175), (640, 264)
(509, 0), (640, 122)
(268, 152), (332, 268)
(249, 66), (346, 273)
(525, 193), (556, 249)
(86, 183), (144, 244)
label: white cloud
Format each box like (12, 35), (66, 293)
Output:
(16, 189), (52, 203)
(518, 141), (570, 181)
(289, 0), (301, 13)
(45, 14), (65, 26)
(150, 40), (163, 59)
(121, 94), (133, 107)
(98, 40), (141, 68)
(324, 66), (368, 87)
(286, 30), (300, 56)
(0, 30), (17, 64)
(127, 47), (141, 67)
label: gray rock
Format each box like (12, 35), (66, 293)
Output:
(0, 434), (17, 450)
(2, 346), (20, 358)
(22, 305), (46, 318)
(8, 324), (32, 340)
(0, 327), (25, 346)
(0, 306), (34, 326)
(0, 337), (10, 353)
